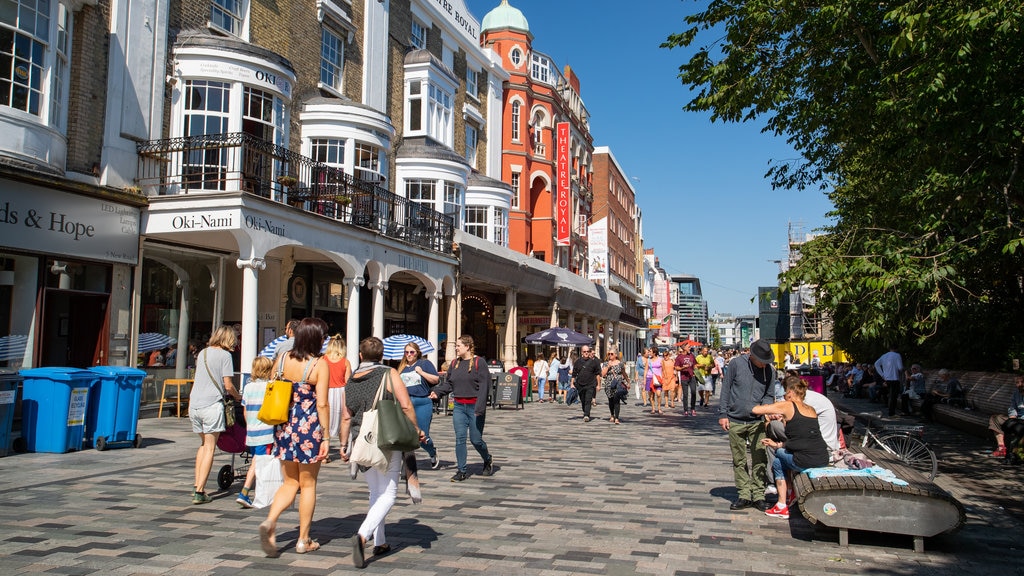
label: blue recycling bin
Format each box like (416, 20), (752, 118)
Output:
(0, 369), (20, 457)
(19, 367), (97, 453)
(86, 366), (146, 450)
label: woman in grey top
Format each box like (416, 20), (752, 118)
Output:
(189, 325), (241, 504)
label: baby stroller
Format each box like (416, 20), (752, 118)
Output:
(216, 405), (251, 490)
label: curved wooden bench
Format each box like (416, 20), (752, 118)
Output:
(932, 371), (1016, 437)
(793, 447), (965, 552)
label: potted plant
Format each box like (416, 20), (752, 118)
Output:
(334, 194), (352, 206)
(276, 175), (298, 187)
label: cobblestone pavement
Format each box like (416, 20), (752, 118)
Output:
(1, 392), (1022, 575)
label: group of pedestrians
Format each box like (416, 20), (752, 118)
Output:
(187, 320), (494, 568)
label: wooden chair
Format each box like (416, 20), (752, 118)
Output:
(158, 378), (192, 418)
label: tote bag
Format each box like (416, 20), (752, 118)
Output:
(349, 372), (391, 472)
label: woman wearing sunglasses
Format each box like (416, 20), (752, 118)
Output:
(397, 342), (441, 469)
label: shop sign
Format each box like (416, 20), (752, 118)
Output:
(556, 122), (570, 246)
(0, 183), (140, 264)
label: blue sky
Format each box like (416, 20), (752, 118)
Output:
(465, 0), (836, 316)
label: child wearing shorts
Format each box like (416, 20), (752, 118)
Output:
(236, 356), (276, 508)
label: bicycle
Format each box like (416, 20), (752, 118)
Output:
(850, 412), (938, 481)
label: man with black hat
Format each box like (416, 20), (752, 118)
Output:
(718, 339), (777, 511)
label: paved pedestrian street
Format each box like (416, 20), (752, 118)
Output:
(1, 396), (1022, 575)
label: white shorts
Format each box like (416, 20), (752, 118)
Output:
(189, 401), (225, 434)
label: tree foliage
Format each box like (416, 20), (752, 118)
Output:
(664, 1), (1024, 369)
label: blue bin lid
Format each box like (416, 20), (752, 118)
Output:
(89, 366), (148, 377)
(20, 367), (98, 383)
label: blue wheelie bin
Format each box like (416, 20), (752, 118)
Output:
(0, 369), (21, 457)
(86, 366), (146, 450)
(18, 367), (97, 453)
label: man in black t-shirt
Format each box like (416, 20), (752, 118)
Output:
(571, 345), (603, 422)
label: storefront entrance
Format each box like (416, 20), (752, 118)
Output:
(41, 289), (109, 367)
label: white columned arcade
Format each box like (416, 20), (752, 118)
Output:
(237, 257), (266, 381)
(345, 276), (364, 368)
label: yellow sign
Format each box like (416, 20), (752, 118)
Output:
(771, 341), (850, 367)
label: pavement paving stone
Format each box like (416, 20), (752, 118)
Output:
(1, 393), (1024, 574)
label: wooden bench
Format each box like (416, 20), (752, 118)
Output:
(793, 447), (965, 552)
(931, 371), (1016, 438)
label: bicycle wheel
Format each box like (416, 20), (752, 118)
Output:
(872, 432), (938, 481)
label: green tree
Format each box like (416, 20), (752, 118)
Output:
(664, 1), (1024, 369)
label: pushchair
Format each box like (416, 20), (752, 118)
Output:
(215, 406), (251, 490)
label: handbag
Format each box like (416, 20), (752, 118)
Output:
(350, 371), (391, 472)
(257, 359), (294, 426)
(375, 370), (421, 452)
(202, 350), (236, 427)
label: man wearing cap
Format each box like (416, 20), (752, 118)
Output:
(718, 339), (777, 511)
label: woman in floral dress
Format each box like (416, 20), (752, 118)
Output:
(258, 318), (331, 557)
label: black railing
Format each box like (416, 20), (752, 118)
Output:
(136, 132), (453, 254)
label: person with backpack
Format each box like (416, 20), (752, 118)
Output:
(429, 335), (494, 482)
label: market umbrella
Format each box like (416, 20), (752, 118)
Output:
(137, 332), (176, 353)
(382, 334), (435, 360)
(0, 334), (28, 361)
(259, 335), (331, 358)
(677, 339), (702, 349)
(523, 327), (594, 346)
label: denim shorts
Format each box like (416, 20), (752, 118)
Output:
(189, 401), (225, 434)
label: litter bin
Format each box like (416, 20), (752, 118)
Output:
(86, 366), (146, 450)
(18, 367), (97, 453)
(0, 369), (21, 457)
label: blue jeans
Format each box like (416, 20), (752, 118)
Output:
(451, 402), (490, 473)
(771, 447), (806, 481)
(536, 376), (547, 400)
(410, 395), (436, 458)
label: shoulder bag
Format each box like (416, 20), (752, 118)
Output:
(349, 368), (391, 472)
(376, 369), (421, 452)
(203, 350), (238, 428)
(257, 358), (294, 426)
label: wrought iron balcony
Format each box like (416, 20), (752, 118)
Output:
(136, 132), (454, 255)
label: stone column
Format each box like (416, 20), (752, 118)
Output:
(504, 287), (517, 369)
(236, 257), (266, 382)
(427, 290), (441, 367)
(345, 276), (364, 368)
(369, 280), (387, 339)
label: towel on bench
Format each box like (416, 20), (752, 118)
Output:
(803, 466), (909, 486)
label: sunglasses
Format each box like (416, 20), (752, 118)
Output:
(405, 350), (418, 355)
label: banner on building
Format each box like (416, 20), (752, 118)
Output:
(556, 122), (570, 246)
(587, 217), (608, 282)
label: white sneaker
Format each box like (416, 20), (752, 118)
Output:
(764, 485), (778, 496)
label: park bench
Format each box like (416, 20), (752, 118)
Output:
(930, 371), (1016, 438)
(793, 446), (965, 552)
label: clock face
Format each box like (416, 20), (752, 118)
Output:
(291, 277), (307, 304)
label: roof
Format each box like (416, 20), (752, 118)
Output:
(481, 0), (529, 34)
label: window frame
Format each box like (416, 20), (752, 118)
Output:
(410, 19), (427, 50)
(210, 0), (248, 39)
(319, 24), (345, 94)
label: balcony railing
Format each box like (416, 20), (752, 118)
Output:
(136, 132), (454, 255)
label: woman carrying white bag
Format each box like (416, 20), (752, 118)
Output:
(340, 337), (424, 569)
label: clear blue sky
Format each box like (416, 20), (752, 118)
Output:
(465, 0), (835, 317)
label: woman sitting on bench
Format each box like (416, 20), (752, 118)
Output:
(753, 375), (830, 520)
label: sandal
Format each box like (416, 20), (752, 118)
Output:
(373, 544), (392, 556)
(295, 538), (320, 554)
(258, 520), (279, 558)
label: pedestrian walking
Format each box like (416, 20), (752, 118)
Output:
(571, 345), (602, 422)
(429, 335), (494, 482)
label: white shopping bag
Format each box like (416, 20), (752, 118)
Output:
(252, 454), (283, 509)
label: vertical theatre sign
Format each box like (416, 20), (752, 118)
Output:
(556, 122), (570, 246)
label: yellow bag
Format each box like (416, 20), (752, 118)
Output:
(257, 378), (293, 425)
